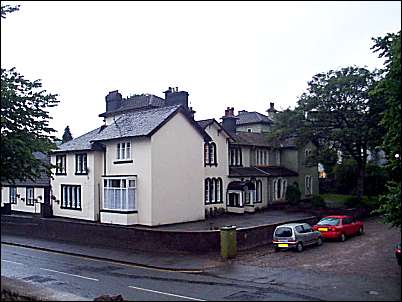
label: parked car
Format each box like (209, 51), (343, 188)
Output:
(312, 215), (364, 242)
(272, 222), (323, 252)
(395, 243), (401, 266)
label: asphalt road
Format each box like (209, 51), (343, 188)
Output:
(1, 244), (324, 301)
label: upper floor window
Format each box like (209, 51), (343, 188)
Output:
(256, 149), (268, 166)
(204, 142), (217, 166)
(305, 148), (312, 159)
(26, 187), (34, 206)
(305, 175), (313, 196)
(75, 153), (88, 175)
(229, 147), (242, 166)
(61, 185), (81, 210)
(56, 155), (66, 175)
(9, 187), (17, 204)
(117, 142), (131, 160)
(273, 177), (287, 201)
(103, 177), (136, 211)
(204, 177), (223, 204)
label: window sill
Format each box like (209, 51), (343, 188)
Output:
(113, 160), (133, 164)
(55, 173), (67, 176)
(100, 209), (138, 214)
(75, 172), (88, 175)
(60, 207), (82, 211)
(204, 163), (218, 167)
(204, 201), (224, 205)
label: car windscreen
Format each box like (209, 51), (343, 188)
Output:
(274, 227), (293, 237)
(317, 218), (340, 226)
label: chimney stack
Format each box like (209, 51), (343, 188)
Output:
(164, 86), (189, 109)
(105, 90), (122, 112)
(221, 107), (238, 134)
(266, 101), (278, 118)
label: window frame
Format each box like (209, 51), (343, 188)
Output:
(55, 154), (67, 175)
(9, 187), (17, 204)
(102, 177), (137, 212)
(305, 175), (312, 196)
(26, 187), (35, 206)
(115, 141), (133, 163)
(75, 153), (88, 175)
(60, 185), (82, 210)
(273, 177), (287, 201)
(204, 177), (223, 204)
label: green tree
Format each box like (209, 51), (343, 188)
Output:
(270, 67), (384, 200)
(371, 31), (401, 228)
(62, 126), (73, 143)
(1, 5), (59, 184)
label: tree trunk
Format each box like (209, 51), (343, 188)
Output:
(356, 161), (365, 201)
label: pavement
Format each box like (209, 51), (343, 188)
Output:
(1, 234), (224, 272)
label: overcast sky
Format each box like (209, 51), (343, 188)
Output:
(1, 1), (401, 138)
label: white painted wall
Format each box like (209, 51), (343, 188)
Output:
(236, 124), (271, 133)
(1, 186), (43, 213)
(103, 137), (153, 225)
(51, 151), (100, 221)
(100, 212), (138, 225)
(203, 122), (230, 210)
(151, 112), (205, 225)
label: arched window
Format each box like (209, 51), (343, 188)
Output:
(305, 175), (312, 195)
(256, 180), (262, 202)
(204, 178), (210, 204)
(210, 178), (215, 202)
(216, 178), (222, 203)
(204, 143), (209, 165)
(273, 178), (287, 200)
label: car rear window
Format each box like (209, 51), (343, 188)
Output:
(317, 218), (340, 226)
(274, 227), (293, 237)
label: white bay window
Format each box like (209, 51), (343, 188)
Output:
(103, 177), (136, 211)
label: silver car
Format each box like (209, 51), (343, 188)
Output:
(272, 222), (323, 252)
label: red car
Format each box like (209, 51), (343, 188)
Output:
(312, 215), (364, 242)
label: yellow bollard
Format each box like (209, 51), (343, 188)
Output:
(220, 225), (237, 259)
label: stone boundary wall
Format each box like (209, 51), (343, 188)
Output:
(1, 215), (319, 253)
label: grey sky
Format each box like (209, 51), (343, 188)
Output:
(1, 1), (401, 138)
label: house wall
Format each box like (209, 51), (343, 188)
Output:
(204, 123), (230, 211)
(51, 152), (100, 221)
(151, 112), (205, 226)
(281, 148), (298, 172)
(297, 141), (319, 198)
(241, 146), (251, 167)
(103, 137), (152, 225)
(1, 186), (43, 213)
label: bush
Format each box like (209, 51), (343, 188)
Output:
(286, 182), (301, 205)
(311, 195), (326, 209)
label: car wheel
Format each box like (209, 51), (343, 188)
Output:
(296, 242), (303, 252)
(340, 233), (346, 242)
(317, 237), (323, 246)
(358, 227), (364, 235)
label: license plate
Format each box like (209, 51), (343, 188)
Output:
(318, 228), (328, 232)
(278, 243), (288, 247)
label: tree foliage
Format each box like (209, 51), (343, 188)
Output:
(1, 5), (59, 184)
(62, 126), (73, 143)
(370, 31), (401, 228)
(1, 4), (20, 18)
(270, 66), (384, 200)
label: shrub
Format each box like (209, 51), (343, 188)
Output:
(311, 195), (326, 209)
(286, 182), (301, 205)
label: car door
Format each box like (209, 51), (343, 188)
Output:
(302, 224), (315, 245)
(294, 225), (305, 244)
(342, 217), (353, 236)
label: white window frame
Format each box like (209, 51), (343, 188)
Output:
(116, 142), (132, 160)
(273, 177), (287, 201)
(9, 187), (17, 204)
(305, 175), (313, 196)
(61, 185), (81, 210)
(103, 177), (137, 211)
(26, 187), (34, 206)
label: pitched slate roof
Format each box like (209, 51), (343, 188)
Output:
(53, 105), (210, 153)
(1, 152), (51, 187)
(99, 94), (166, 117)
(197, 119), (214, 129)
(229, 166), (298, 178)
(54, 127), (103, 152)
(235, 111), (273, 125)
(231, 132), (297, 148)
(92, 105), (183, 142)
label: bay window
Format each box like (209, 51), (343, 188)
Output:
(103, 177), (136, 211)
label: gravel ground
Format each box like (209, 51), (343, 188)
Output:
(234, 216), (401, 278)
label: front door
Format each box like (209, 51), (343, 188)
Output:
(228, 192), (240, 207)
